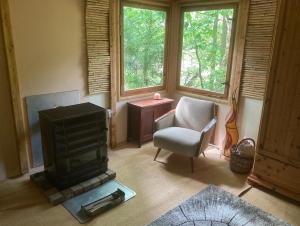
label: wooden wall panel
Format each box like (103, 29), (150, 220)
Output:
(240, 0), (278, 99)
(86, 0), (111, 94)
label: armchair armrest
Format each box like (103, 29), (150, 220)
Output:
(154, 109), (175, 132)
(197, 117), (217, 156)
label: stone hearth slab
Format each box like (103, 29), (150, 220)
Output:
(30, 169), (116, 205)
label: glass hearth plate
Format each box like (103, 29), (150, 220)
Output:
(63, 179), (136, 223)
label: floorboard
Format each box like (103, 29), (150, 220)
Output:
(0, 142), (299, 226)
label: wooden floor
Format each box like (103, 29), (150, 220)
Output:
(0, 142), (299, 226)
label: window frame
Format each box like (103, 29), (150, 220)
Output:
(120, 1), (170, 97)
(176, 3), (238, 99)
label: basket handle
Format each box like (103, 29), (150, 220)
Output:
(236, 138), (256, 149)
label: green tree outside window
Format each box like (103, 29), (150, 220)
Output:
(180, 8), (234, 94)
(123, 7), (166, 91)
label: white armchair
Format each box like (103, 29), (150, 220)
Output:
(153, 96), (217, 172)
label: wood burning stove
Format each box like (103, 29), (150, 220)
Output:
(39, 103), (108, 189)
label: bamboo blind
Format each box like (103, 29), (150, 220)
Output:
(240, 0), (278, 99)
(86, 0), (110, 94)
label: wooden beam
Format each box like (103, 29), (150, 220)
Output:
(109, 0), (121, 148)
(231, 0), (250, 103)
(124, 0), (172, 8)
(0, 0), (28, 174)
(177, 0), (240, 7)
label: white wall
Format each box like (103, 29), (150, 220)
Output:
(116, 101), (128, 144)
(9, 0), (109, 107)
(237, 97), (263, 142)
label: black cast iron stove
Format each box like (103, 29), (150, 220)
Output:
(39, 102), (108, 190)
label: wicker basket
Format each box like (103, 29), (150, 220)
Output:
(230, 138), (255, 174)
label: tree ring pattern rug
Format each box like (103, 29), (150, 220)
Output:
(148, 185), (290, 226)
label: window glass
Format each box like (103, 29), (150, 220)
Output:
(123, 6), (167, 91)
(180, 8), (235, 94)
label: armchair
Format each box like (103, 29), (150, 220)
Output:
(153, 96), (217, 172)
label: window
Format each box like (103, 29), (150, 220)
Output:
(121, 4), (168, 96)
(178, 6), (236, 98)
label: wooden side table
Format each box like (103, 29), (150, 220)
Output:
(127, 98), (174, 147)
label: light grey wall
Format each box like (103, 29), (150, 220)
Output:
(237, 97), (263, 142)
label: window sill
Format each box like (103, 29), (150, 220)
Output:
(118, 89), (168, 102)
(176, 89), (230, 105)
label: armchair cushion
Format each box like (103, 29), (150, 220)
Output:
(155, 110), (175, 131)
(175, 96), (215, 132)
(153, 127), (202, 157)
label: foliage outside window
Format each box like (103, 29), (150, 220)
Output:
(179, 7), (236, 97)
(122, 5), (167, 95)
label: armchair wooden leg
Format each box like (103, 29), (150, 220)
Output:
(202, 152), (206, 157)
(190, 157), (194, 173)
(154, 148), (161, 161)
